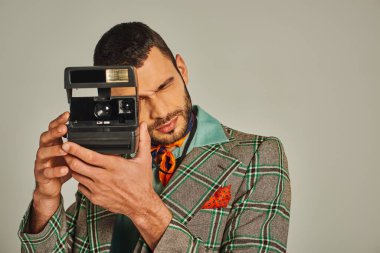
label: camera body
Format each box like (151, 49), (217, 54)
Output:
(64, 66), (139, 155)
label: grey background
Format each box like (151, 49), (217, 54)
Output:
(1, 0), (379, 252)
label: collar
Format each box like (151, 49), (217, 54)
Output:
(172, 105), (228, 158)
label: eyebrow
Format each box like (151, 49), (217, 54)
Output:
(139, 76), (174, 98)
(156, 76), (174, 91)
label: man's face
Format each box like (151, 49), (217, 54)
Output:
(111, 47), (192, 145)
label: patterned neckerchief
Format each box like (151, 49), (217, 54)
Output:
(150, 112), (195, 186)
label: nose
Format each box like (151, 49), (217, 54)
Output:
(147, 95), (168, 120)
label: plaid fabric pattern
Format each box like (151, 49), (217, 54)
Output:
(18, 125), (291, 253)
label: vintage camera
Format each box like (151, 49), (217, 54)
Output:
(64, 66), (139, 155)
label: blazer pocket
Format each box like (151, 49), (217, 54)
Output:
(201, 185), (232, 209)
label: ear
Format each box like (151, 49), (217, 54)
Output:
(175, 54), (189, 85)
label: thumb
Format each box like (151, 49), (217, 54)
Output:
(136, 122), (151, 159)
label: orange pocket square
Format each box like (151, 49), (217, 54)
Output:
(202, 185), (231, 209)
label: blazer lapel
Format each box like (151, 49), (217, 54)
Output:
(159, 143), (241, 225)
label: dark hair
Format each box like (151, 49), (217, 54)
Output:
(93, 22), (176, 68)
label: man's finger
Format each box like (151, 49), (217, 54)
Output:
(42, 166), (69, 180)
(48, 111), (70, 130)
(61, 141), (110, 168)
(36, 145), (67, 161)
(135, 122), (151, 159)
(71, 172), (95, 192)
(39, 125), (67, 147)
(77, 183), (93, 201)
(63, 154), (100, 179)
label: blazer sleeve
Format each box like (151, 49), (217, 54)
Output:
(18, 191), (84, 252)
(154, 136), (291, 253)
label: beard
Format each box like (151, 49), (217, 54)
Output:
(148, 86), (192, 146)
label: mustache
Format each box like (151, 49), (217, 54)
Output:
(148, 109), (185, 132)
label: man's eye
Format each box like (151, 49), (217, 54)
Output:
(158, 82), (173, 92)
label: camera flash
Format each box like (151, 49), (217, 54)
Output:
(106, 69), (129, 83)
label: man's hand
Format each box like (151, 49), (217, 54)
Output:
(28, 112), (71, 233)
(63, 122), (172, 249)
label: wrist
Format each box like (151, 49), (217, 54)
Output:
(26, 190), (61, 234)
(132, 192), (172, 232)
(32, 190), (61, 218)
(130, 194), (172, 250)
(34, 182), (61, 200)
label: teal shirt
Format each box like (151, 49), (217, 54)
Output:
(110, 105), (228, 252)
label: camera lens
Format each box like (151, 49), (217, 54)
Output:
(119, 100), (133, 114)
(94, 102), (112, 120)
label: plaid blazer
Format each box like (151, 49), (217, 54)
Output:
(18, 125), (291, 253)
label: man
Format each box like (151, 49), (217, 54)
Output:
(18, 22), (291, 252)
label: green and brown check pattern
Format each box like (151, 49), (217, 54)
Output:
(18, 126), (291, 253)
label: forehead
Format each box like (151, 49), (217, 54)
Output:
(111, 47), (175, 96)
